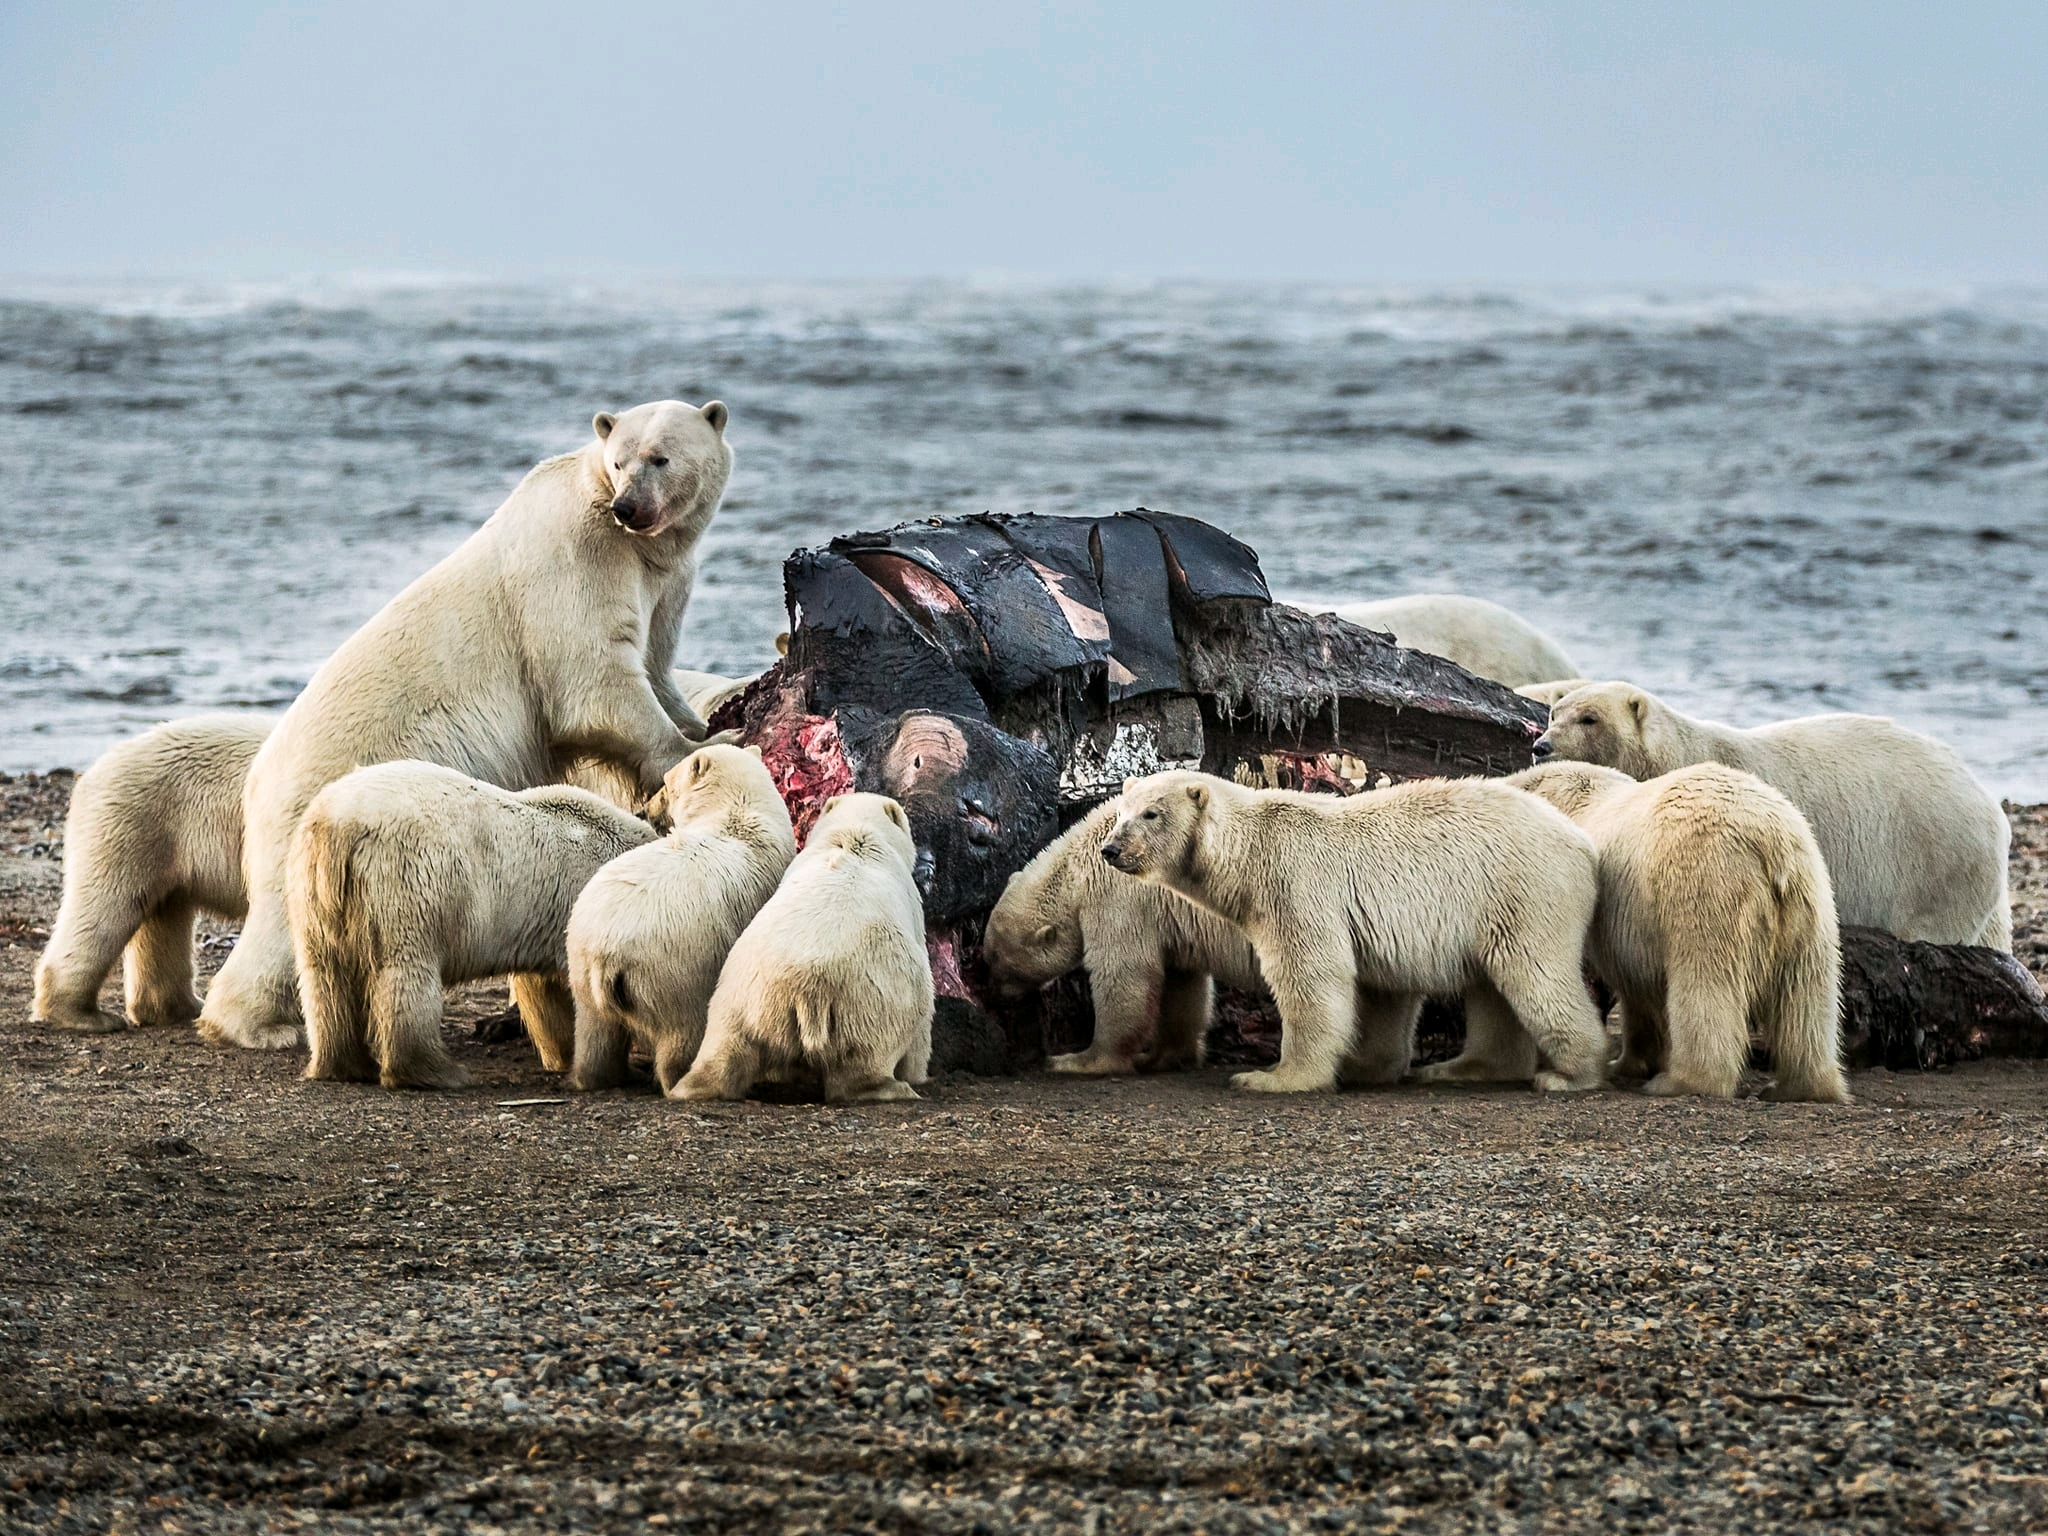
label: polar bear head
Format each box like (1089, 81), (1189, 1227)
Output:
(592, 399), (733, 539)
(983, 829), (1088, 995)
(809, 792), (917, 871)
(1530, 682), (1663, 779)
(1099, 770), (1218, 885)
(646, 742), (783, 835)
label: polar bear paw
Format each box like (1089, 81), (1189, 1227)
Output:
(1533, 1069), (1602, 1094)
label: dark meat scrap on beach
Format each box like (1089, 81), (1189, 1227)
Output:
(708, 509), (2048, 1074)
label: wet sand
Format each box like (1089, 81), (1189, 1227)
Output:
(3, 771), (2046, 1533)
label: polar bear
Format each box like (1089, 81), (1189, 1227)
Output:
(1305, 594), (1579, 689)
(288, 762), (656, 1089)
(1507, 761), (1848, 1102)
(33, 714), (271, 1032)
(565, 745), (796, 1094)
(1101, 771), (1606, 1093)
(200, 400), (732, 1051)
(680, 793), (933, 1103)
(1533, 683), (2011, 949)
(985, 797), (1261, 1074)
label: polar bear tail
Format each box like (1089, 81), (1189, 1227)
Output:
(291, 819), (376, 1083)
(1761, 854), (1849, 1104)
(794, 990), (835, 1060)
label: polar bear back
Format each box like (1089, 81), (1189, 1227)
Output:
(1609, 696), (2010, 947)
(68, 713), (272, 917)
(295, 761), (654, 981)
(1322, 594), (1578, 689)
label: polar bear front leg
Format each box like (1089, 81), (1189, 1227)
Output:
(1231, 966), (1353, 1093)
(1337, 989), (1420, 1086)
(549, 659), (701, 795)
(1050, 959), (1163, 1074)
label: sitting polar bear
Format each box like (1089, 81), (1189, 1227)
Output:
(33, 714), (272, 1032)
(680, 793), (933, 1103)
(1304, 593), (1579, 689)
(201, 400), (733, 1051)
(288, 762), (656, 1089)
(985, 797), (1261, 1074)
(1101, 771), (1607, 1093)
(1533, 682), (2011, 949)
(1508, 761), (1848, 1103)
(566, 745), (796, 1095)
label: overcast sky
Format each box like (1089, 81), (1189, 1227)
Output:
(2, 1), (2042, 283)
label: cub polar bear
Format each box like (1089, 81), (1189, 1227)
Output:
(1101, 771), (1606, 1093)
(680, 793), (933, 1103)
(1533, 682), (2011, 949)
(201, 401), (732, 1051)
(33, 714), (271, 1032)
(566, 745), (796, 1095)
(1311, 594), (1578, 689)
(1507, 761), (1848, 1102)
(288, 762), (656, 1089)
(985, 797), (1261, 1074)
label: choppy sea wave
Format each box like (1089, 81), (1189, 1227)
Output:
(2, 277), (2044, 795)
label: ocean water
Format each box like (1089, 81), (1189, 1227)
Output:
(1, 277), (2044, 796)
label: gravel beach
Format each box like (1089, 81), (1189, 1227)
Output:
(3, 771), (2047, 1534)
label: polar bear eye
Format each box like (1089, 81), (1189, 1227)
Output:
(649, 454), (669, 468)
(1142, 809), (1159, 821)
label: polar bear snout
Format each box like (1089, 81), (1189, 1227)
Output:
(610, 496), (658, 533)
(1530, 735), (1556, 759)
(1100, 839), (1130, 870)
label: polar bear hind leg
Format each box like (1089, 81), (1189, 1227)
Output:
(1642, 965), (1748, 1099)
(33, 879), (139, 1033)
(1230, 968), (1353, 1093)
(1413, 979), (1539, 1084)
(1613, 995), (1665, 1080)
(511, 972), (577, 1072)
(195, 894), (303, 1049)
(372, 962), (469, 1090)
(123, 895), (203, 1027)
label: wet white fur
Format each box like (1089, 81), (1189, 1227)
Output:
(566, 746), (795, 1095)
(1537, 682), (2011, 949)
(1509, 761), (1848, 1103)
(34, 714), (270, 1032)
(1103, 771), (1607, 1094)
(1315, 593), (1579, 689)
(985, 797), (1260, 1075)
(200, 400), (731, 1050)
(681, 794), (933, 1103)
(288, 761), (655, 1090)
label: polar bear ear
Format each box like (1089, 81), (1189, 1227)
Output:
(1625, 691), (1649, 725)
(701, 400), (729, 434)
(1185, 783), (1209, 809)
(1121, 776), (1139, 795)
(1034, 923), (1060, 946)
(775, 631), (791, 657)
(593, 412), (617, 440)
(821, 794), (844, 813)
(744, 744), (763, 759)
(883, 799), (910, 831)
